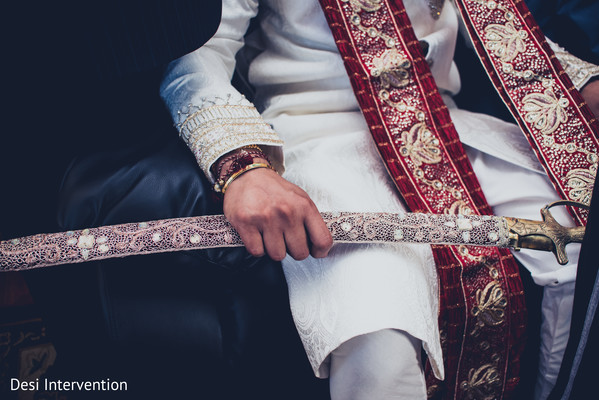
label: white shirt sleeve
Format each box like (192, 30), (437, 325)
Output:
(160, 0), (284, 182)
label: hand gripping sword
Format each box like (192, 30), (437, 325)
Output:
(0, 201), (587, 272)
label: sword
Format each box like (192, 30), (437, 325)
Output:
(0, 201), (587, 272)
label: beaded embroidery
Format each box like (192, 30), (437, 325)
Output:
(455, 0), (599, 221)
(176, 95), (283, 182)
(321, 1), (522, 396)
(0, 212), (510, 272)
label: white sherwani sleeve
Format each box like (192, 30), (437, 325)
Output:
(546, 37), (599, 90)
(160, 0), (284, 182)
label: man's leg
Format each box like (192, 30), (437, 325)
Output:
(329, 329), (427, 400)
(534, 282), (576, 400)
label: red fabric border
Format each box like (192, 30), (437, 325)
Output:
(318, 1), (526, 398)
(453, 0), (599, 226)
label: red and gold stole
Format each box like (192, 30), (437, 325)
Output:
(317, 0), (598, 398)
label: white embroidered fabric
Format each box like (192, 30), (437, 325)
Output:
(175, 96), (284, 181)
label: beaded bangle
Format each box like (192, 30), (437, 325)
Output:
(213, 145), (273, 194)
(215, 146), (270, 179)
(217, 163), (275, 194)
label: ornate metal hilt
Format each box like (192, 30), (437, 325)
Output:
(505, 201), (588, 265)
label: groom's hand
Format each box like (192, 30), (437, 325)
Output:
(223, 168), (333, 261)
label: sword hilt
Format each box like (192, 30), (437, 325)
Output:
(505, 201), (588, 265)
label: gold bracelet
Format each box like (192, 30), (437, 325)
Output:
(217, 163), (275, 194)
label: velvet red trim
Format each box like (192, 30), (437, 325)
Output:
(453, 0), (599, 226)
(318, 1), (526, 398)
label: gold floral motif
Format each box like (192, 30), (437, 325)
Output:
(460, 364), (502, 400)
(522, 88), (569, 135)
(371, 49), (411, 89)
(472, 281), (506, 327)
(457, 245), (487, 263)
(399, 122), (442, 166)
(566, 167), (596, 205)
(445, 200), (472, 216)
(344, 0), (382, 12)
(484, 22), (527, 62)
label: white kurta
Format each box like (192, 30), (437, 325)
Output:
(161, 0), (589, 392)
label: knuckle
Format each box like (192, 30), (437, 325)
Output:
(292, 185), (310, 198)
(325, 232), (334, 246)
(269, 250), (286, 262)
(228, 212), (246, 227)
(321, 236), (334, 250)
(296, 196), (313, 209)
(293, 249), (310, 261)
(312, 235), (333, 257)
(273, 204), (295, 221)
(247, 246), (265, 258)
(232, 209), (265, 229)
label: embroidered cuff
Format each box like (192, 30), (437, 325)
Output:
(176, 96), (284, 182)
(547, 37), (599, 90)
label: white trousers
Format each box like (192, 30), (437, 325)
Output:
(329, 329), (427, 400)
(534, 283), (576, 400)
